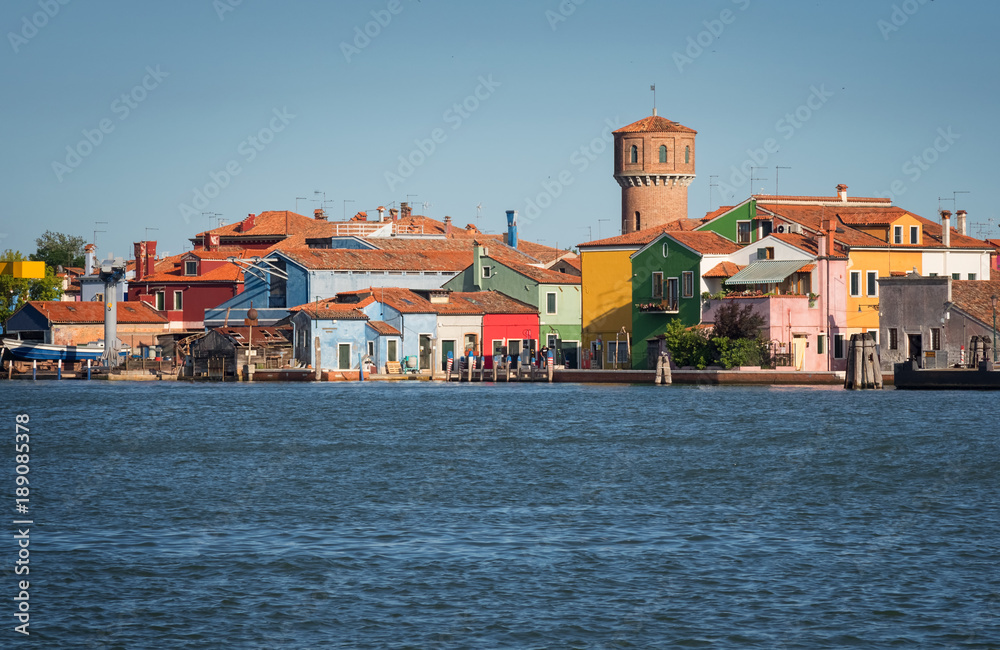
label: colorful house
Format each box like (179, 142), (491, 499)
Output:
(628, 231), (739, 368)
(4, 300), (168, 353)
(442, 244), (581, 367)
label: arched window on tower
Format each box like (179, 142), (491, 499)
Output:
(635, 212), (641, 231)
(685, 146), (690, 164)
(659, 145), (667, 163)
(630, 145), (638, 164)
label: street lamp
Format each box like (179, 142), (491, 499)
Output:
(992, 294), (997, 363)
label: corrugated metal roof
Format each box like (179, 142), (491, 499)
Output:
(725, 260), (811, 286)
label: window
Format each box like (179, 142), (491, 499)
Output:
(635, 212), (641, 231)
(866, 271), (878, 296)
(889, 328), (898, 350)
(834, 334), (845, 359)
(482, 265), (492, 278)
(682, 271), (694, 298)
(173, 290), (183, 310)
(758, 247), (775, 260)
(665, 277), (679, 311)
(268, 259), (287, 308)
(661, 242), (669, 258)
(893, 225), (902, 245)
(867, 330), (878, 344)
(759, 220), (772, 238)
(931, 328), (941, 351)
(630, 144), (638, 164)
(546, 292), (557, 314)
(968, 273), (977, 280)
(817, 334), (826, 354)
(185, 260), (198, 276)
(658, 145), (667, 163)
(367, 341), (374, 356)
(737, 221), (751, 244)
(910, 225), (919, 244)
(651, 272), (663, 299)
(850, 271), (861, 297)
(94, 292), (104, 302)
(685, 146), (690, 164)
(607, 341), (629, 365)
(547, 334), (558, 349)
(155, 291), (165, 311)
(387, 339), (398, 362)
(951, 273), (960, 280)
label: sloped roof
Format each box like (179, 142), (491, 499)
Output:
(489, 258), (581, 285)
(951, 280), (1000, 327)
(579, 223), (682, 248)
(366, 320), (401, 336)
(279, 248), (469, 272)
(212, 326), (291, 348)
(448, 291), (537, 314)
(134, 253), (245, 284)
(704, 262), (744, 278)
(666, 231), (741, 255)
(613, 115), (697, 134)
(752, 193), (892, 205)
(288, 297), (370, 320)
(24, 300), (168, 324)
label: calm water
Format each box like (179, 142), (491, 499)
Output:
(2, 381), (999, 648)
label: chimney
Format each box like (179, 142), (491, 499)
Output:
(400, 202), (411, 219)
(940, 210), (951, 248)
(444, 215), (452, 237)
(389, 208), (399, 221)
(956, 209), (967, 236)
(133, 241), (146, 281)
(836, 184), (848, 202)
(240, 213), (257, 232)
(821, 219), (836, 257)
(84, 244), (96, 275)
(506, 209), (518, 249)
(472, 241), (485, 289)
(377, 206), (386, 222)
(145, 241), (157, 277)
(313, 208), (327, 221)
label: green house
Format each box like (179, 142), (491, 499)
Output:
(628, 231), (740, 369)
(697, 198), (769, 245)
(443, 244), (583, 367)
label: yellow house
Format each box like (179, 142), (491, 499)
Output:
(578, 227), (678, 368)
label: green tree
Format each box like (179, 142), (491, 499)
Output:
(30, 230), (87, 269)
(1, 250), (63, 325)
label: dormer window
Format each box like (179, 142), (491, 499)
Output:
(909, 225), (919, 245)
(630, 145), (638, 164)
(185, 260), (198, 276)
(658, 145), (667, 163)
(893, 225), (902, 244)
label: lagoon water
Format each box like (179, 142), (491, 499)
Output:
(4, 381), (1000, 648)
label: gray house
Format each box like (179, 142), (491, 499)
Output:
(878, 275), (1000, 370)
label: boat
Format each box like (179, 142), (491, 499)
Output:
(2, 337), (128, 362)
(893, 359), (1000, 390)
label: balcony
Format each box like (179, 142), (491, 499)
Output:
(635, 300), (678, 313)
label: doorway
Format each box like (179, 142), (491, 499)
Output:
(907, 333), (922, 366)
(441, 339), (455, 370)
(419, 334), (432, 371)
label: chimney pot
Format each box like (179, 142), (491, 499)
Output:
(940, 210), (951, 248)
(836, 184), (848, 202)
(956, 209), (968, 236)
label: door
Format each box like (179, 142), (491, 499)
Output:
(907, 333), (922, 366)
(646, 340), (662, 370)
(561, 342), (578, 369)
(441, 339), (455, 370)
(793, 335), (806, 371)
(509, 339), (521, 366)
(419, 334), (432, 370)
(338, 343), (351, 370)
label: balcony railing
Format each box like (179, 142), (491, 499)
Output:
(635, 300), (678, 313)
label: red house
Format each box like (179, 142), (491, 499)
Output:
(127, 241), (244, 330)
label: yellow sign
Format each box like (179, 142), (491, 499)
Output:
(0, 261), (46, 279)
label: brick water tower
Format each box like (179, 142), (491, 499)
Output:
(613, 111), (696, 234)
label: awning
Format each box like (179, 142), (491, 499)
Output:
(724, 259), (812, 286)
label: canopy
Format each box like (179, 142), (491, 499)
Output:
(724, 259), (811, 286)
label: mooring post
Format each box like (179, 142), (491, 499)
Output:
(446, 351), (453, 382)
(314, 337), (322, 382)
(547, 349), (554, 382)
(87, 358), (92, 381)
(506, 355), (513, 381)
(57, 359), (62, 380)
(492, 355), (498, 382)
(467, 352), (474, 382)
(32, 360), (37, 381)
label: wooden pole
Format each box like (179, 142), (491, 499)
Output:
(314, 337), (321, 382)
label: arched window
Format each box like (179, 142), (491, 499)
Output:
(685, 146), (690, 164)
(635, 212), (641, 231)
(630, 145), (638, 164)
(659, 145), (667, 163)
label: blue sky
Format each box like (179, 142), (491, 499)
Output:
(2, 0), (997, 260)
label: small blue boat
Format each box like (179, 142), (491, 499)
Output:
(2, 337), (128, 362)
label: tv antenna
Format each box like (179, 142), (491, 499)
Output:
(775, 166), (791, 196)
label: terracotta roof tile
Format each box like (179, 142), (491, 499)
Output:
(279, 248), (469, 272)
(704, 262), (744, 278)
(489, 259), (581, 285)
(579, 224), (683, 248)
(367, 320), (401, 336)
(613, 115), (697, 134)
(665, 231), (740, 255)
(24, 300), (168, 324)
(288, 298), (370, 320)
(951, 280), (1000, 327)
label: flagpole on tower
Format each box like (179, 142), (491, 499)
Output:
(651, 84), (656, 116)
